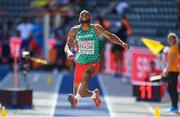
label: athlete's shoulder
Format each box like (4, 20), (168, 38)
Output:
(69, 25), (79, 35)
(71, 25), (79, 31)
(170, 45), (179, 54)
(94, 24), (104, 30)
(94, 24), (101, 28)
(172, 45), (178, 50)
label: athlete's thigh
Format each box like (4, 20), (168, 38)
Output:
(83, 66), (97, 82)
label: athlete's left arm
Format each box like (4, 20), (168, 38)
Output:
(94, 24), (129, 49)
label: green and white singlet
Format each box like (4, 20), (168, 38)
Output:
(75, 24), (100, 64)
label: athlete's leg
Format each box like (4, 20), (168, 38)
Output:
(73, 62), (82, 96)
(67, 62), (81, 108)
(73, 83), (80, 96)
(76, 66), (101, 107)
(68, 67), (96, 108)
(68, 63), (101, 108)
(67, 83), (80, 108)
(78, 66), (97, 97)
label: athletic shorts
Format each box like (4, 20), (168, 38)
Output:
(74, 62), (100, 84)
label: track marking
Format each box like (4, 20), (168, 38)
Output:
(0, 73), (11, 87)
(33, 73), (40, 83)
(50, 72), (63, 116)
(98, 74), (113, 117)
(143, 101), (155, 115)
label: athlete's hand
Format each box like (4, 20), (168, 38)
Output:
(67, 51), (75, 60)
(162, 68), (168, 77)
(122, 43), (129, 50)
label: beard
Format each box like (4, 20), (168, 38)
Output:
(80, 18), (90, 24)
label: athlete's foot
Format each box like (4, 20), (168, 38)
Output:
(68, 94), (77, 108)
(165, 106), (179, 112)
(92, 89), (101, 107)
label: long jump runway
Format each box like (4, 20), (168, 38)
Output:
(54, 73), (109, 117)
(0, 71), (180, 117)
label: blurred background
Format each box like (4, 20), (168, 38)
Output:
(1, 0), (180, 87)
(0, 0), (180, 116)
(0, 0), (180, 71)
(0, 0), (179, 69)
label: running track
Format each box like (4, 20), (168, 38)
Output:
(54, 73), (110, 116)
(0, 71), (179, 117)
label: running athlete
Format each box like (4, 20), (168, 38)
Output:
(64, 10), (129, 108)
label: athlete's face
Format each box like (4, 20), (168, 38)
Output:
(79, 11), (91, 23)
(168, 36), (176, 46)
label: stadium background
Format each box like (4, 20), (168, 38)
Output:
(0, 0), (180, 116)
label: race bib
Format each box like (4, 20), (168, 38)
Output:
(78, 40), (94, 55)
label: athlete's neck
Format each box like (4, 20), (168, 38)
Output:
(80, 23), (90, 32)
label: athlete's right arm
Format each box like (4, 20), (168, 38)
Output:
(64, 27), (77, 60)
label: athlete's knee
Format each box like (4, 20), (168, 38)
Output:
(79, 89), (89, 97)
(79, 91), (85, 97)
(84, 71), (91, 81)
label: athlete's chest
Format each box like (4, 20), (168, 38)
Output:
(76, 30), (96, 40)
(76, 32), (98, 50)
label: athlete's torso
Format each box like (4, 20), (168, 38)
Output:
(75, 24), (100, 64)
(167, 45), (180, 72)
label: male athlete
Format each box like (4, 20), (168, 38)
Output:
(64, 10), (129, 108)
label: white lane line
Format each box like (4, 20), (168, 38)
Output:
(33, 73), (40, 83)
(143, 101), (154, 115)
(0, 73), (12, 88)
(98, 74), (113, 117)
(50, 72), (63, 116)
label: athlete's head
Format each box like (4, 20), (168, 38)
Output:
(167, 33), (178, 46)
(168, 33), (180, 54)
(79, 10), (91, 24)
